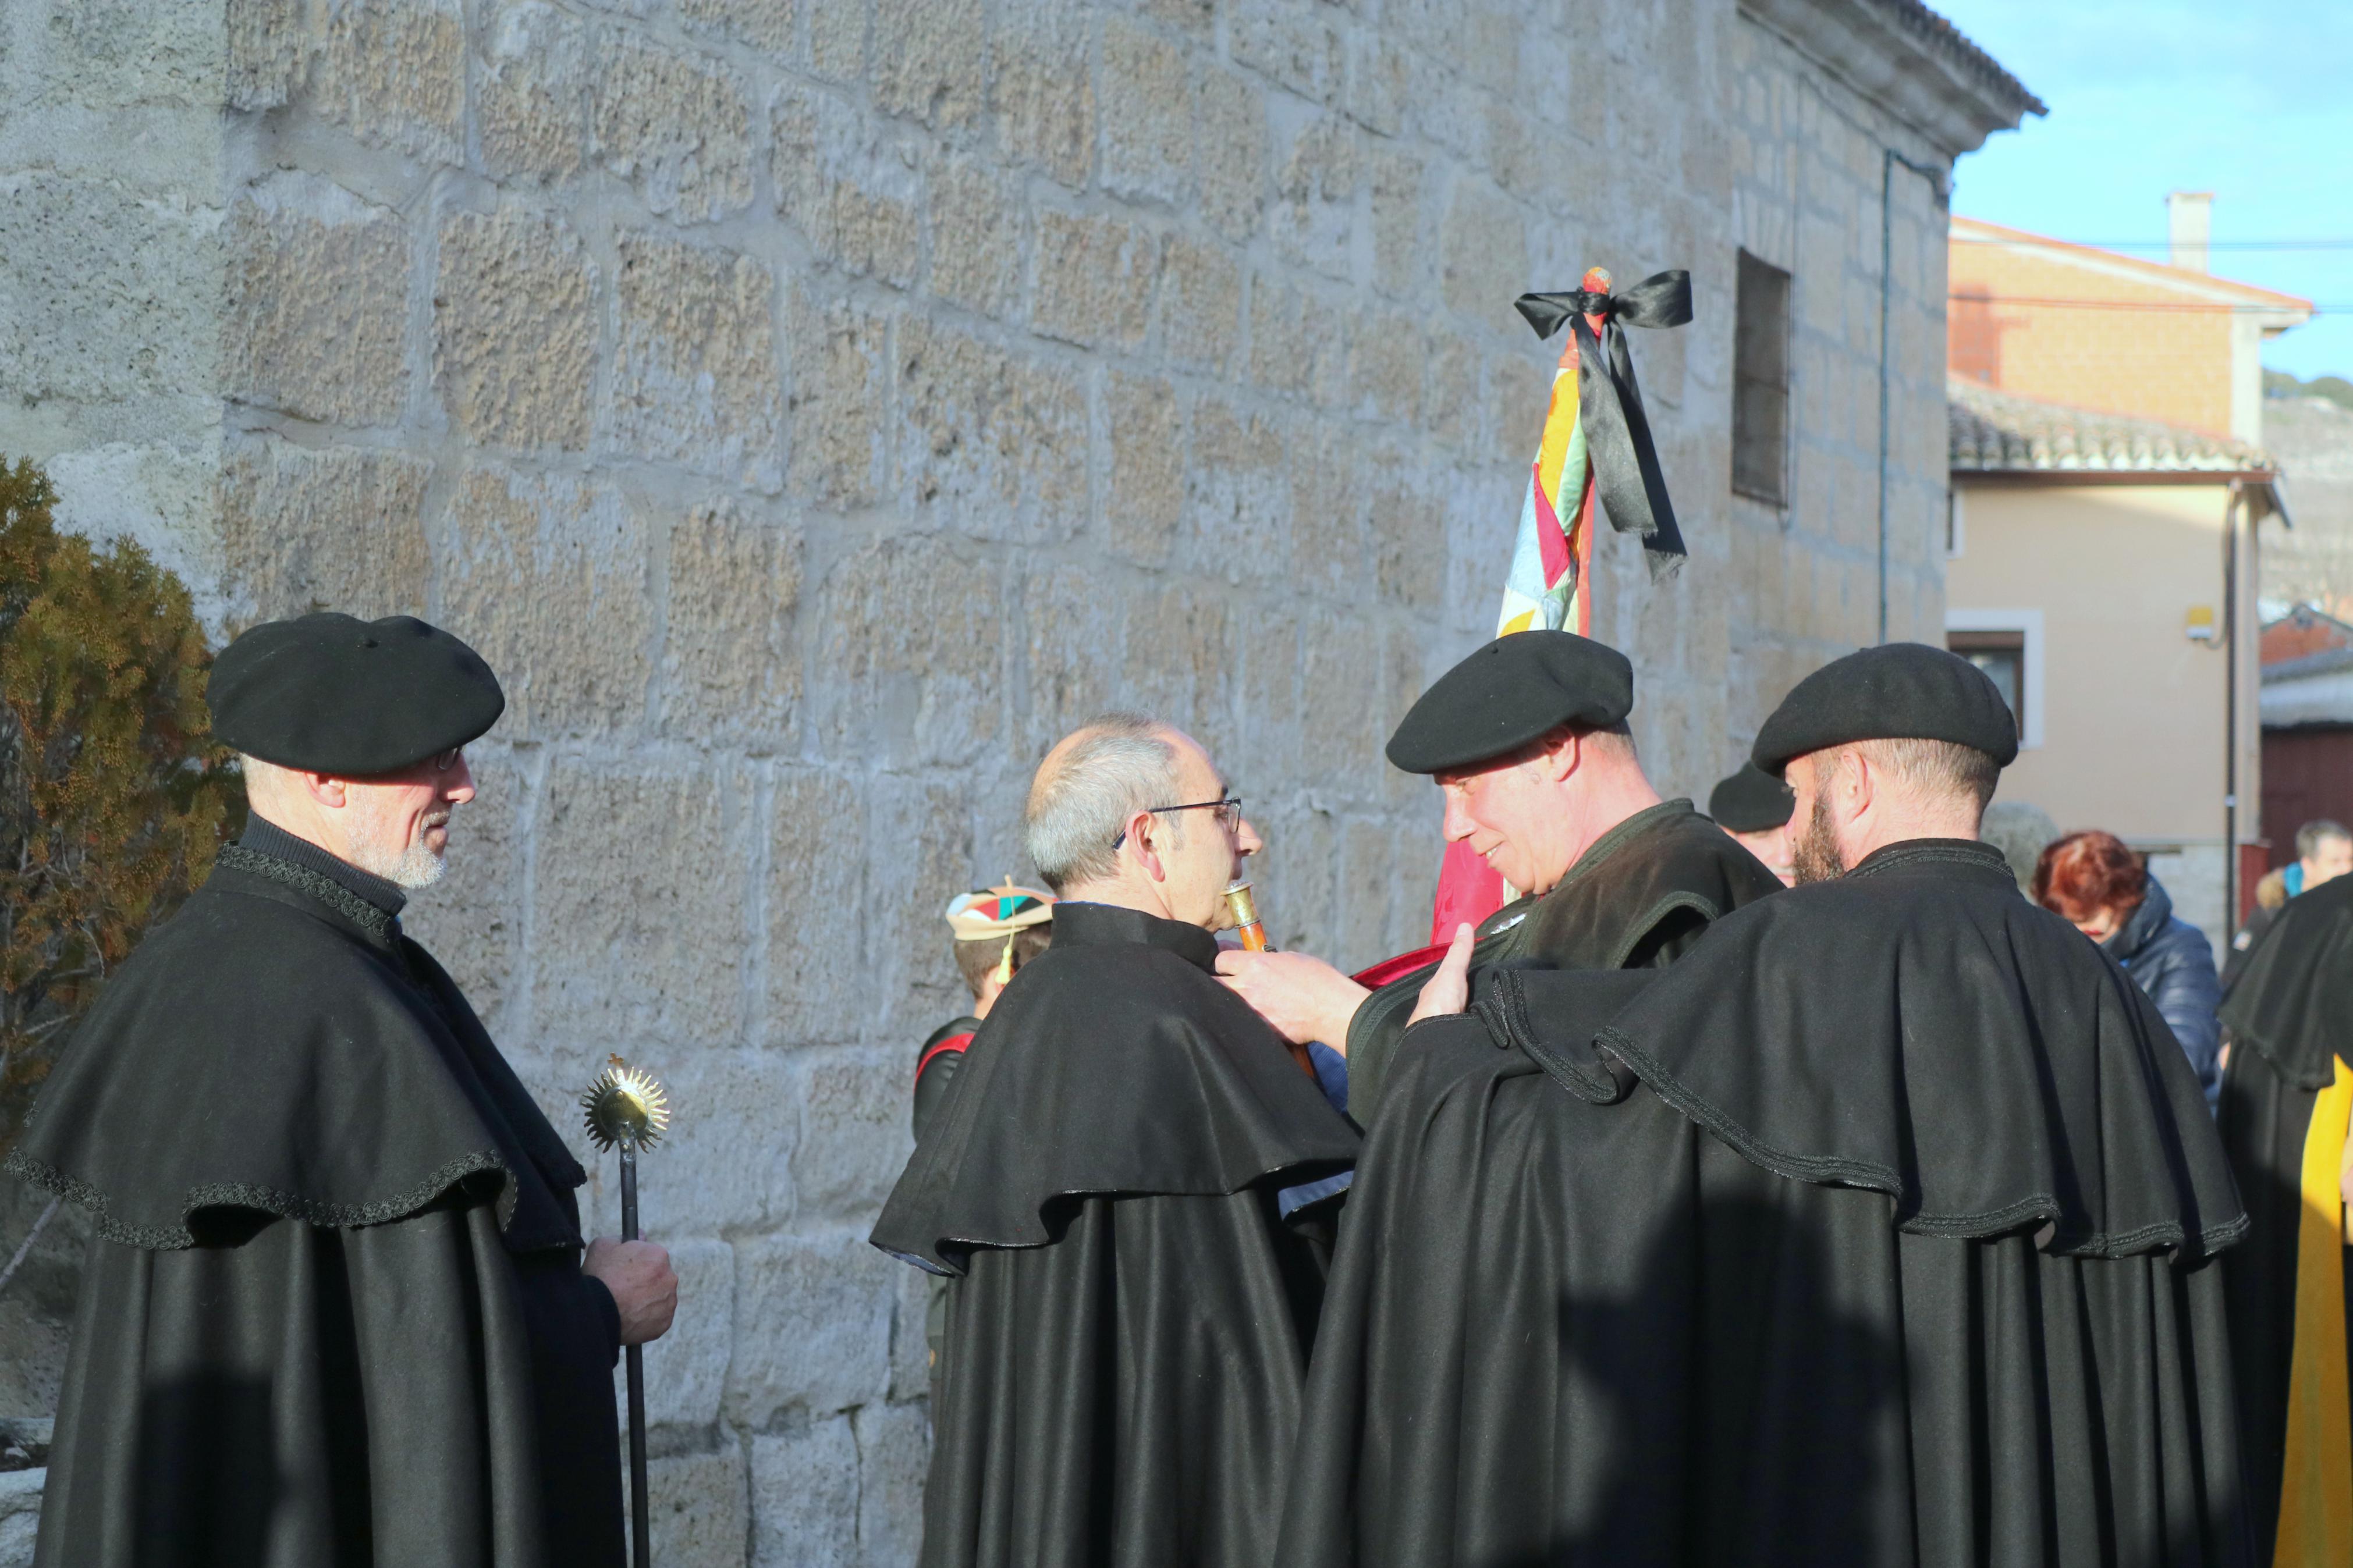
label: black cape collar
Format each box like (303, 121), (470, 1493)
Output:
(1488, 834), (2244, 1259)
(1482, 798), (1699, 935)
(1048, 899), (1222, 971)
(238, 814), (409, 917)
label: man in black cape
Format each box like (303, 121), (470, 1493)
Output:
(1281, 643), (2250, 1567)
(2216, 864), (2353, 1560)
(871, 713), (1359, 1568)
(1218, 631), (1781, 1123)
(5, 613), (677, 1567)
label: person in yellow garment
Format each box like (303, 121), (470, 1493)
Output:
(2218, 865), (2353, 1565)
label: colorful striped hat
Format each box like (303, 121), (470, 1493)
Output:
(944, 881), (1056, 942)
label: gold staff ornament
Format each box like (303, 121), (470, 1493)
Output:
(581, 1054), (670, 1153)
(577, 1051), (670, 1567)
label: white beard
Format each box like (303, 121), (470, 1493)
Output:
(349, 810), (452, 889)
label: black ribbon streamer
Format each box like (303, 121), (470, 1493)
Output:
(1513, 269), (1693, 580)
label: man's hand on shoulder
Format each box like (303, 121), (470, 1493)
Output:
(1408, 923), (1478, 1026)
(585, 1236), (679, 1346)
(1215, 949), (1371, 1050)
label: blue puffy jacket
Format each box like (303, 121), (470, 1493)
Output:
(2103, 873), (2223, 1110)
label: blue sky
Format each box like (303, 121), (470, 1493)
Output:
(1935, 0), (2353, 380)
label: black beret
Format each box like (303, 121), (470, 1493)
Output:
(1708, 762), (1795, 832)
(1752, 642), (2020, 776)
(209, 613), (505, 776)
(1386, 631), (1634, 774)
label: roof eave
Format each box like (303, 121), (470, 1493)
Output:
(1740, 0), (2042, 158)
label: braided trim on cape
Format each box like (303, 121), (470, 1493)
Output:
(1, 1147), (510, 1251)
(1595, 1023), (2250, 1260)
(216, 842), (400, 943)
(1474, 973), (1627, 1104)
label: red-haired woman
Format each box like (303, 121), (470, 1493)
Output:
(2034, 829), (2224, 1108)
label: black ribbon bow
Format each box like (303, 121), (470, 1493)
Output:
(1513, 269), (1692, 580)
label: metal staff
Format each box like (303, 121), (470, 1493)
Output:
(581, 1054), (672, 1568)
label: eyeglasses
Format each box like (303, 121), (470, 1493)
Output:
(431, 748), (464, 773)
(1112, 797), (1244, 849)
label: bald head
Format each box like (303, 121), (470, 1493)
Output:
(1025, 713), (1190, 893)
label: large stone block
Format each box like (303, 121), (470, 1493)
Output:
(855, 1403), (929, 1567)
(1119, 581), (1235, 745)
(219, 435), (431, 621)
(30, 0), (226, 112)
(1440, 179), (1528, 322)
(477, 1), (589, 181)
(1101, 19), (1191, 205)
(591, 34), (755, 222)
(399, 748), (528, 1041)
(887, 1262), (932, 1403)
(771, 81), (922, 286)
(434, 207), (597, 451)
(1106, 372), (1184, 567)
(1018, 564), (1123, 752)
(793, 1046), (913, 1225)
(807, 0), (865, 83)
(1270, 115), (1359, 283)
(1244, 278), (1345, 407)
(811, 536), (1005, 767)
(1301, 605), (1386, 787)
(1347, 312), (1426, 426)
(228, 0), (304, 112)
(748, 1416), (857, 1568)
(1369, 471), (1445, 613)
(1157, 234), (1240, 373)
(1233, 0), (1343, 106)
(1032, 210), (1158, 354)
(1346, 31), (1410, 137)
(677, 0), (795, 59)
(785, 284), (890, 510)
(607, 232), (783, 489)
(631, 1051), (798, 1235)
(439, 465), (650, 736)
(0, 173), (216, 408)
(1284, 423), (1362, 602)
(662, 499), (801, 744)
(1186, 395), (1289, 577)
(729, 1234), (895, 1425)
(1367, 144), (1428, 298)
(1194, 69), (1268, 240)
(926, 154), (1025, 321)
(872, 0), (984, 129)
(860, 777), (974, 1032)
(644, 1446), (748, 1568)
(766, 767), (868, 1046)
(991, 0), (1093, 187)
(314, 0), (464, 163)
(532, 758), (747, 1044)
(897, 317), (1086, 542)
(224, 173), (409, 426)
(643, 1238), (736, 1431)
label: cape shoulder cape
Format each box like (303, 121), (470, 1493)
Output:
(5, 845), (584, 1254)
(1560, 838), (2244, 1257)
(1282, 957), (2248, 1568)
(871, 901), (1360, 1275)
(1343, 798), (1781, 1121)
(2220, 867), (2353, 1090)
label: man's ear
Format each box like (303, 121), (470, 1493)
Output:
(1125, 812), (1167, 883)
(1838, 746), (1874, 819)
(1532, 729), (1581, 783)
(303, 771), (349, 809)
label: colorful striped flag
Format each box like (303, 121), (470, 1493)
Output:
(1494, 266), (1607, 641)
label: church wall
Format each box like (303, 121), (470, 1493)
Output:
(0, 1), (1983, 1560)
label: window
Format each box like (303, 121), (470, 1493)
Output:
(1731, 250), (1791, 506)
(1945, 607), (2044, 749)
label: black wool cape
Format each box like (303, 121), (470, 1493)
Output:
(1343, 798), (1781, 1123)
(2216, 868), (2353, 1562)
(1283, 840), (2251, 1568)
(871, 901), (1361, 1568)
(5, 845), (624, 1568)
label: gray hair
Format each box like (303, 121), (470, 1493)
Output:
(2298, 819), (2352, 860)
(1025, 712), (1186, 893)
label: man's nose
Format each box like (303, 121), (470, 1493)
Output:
(445, 756), (478, 804)
(1236, 817), (1263, 858)
(1439, 792), (1474, 844)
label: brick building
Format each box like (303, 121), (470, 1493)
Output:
(1944, 212), (2309, 946)
(0, 1), (2032, 1562)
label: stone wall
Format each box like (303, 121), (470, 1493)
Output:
(0, 1), (2014, 1561)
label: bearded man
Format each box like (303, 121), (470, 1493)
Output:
(874, 712), (1358, 1568)
(8, 613), (676, 1568)
(1280, 643), (2248, 1567)
(1219, 631), (1781, 1124)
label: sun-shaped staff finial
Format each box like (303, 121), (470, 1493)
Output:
(581, 1053), (671, 1153)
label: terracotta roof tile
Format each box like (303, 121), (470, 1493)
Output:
(1947, 376), (2274, 475)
